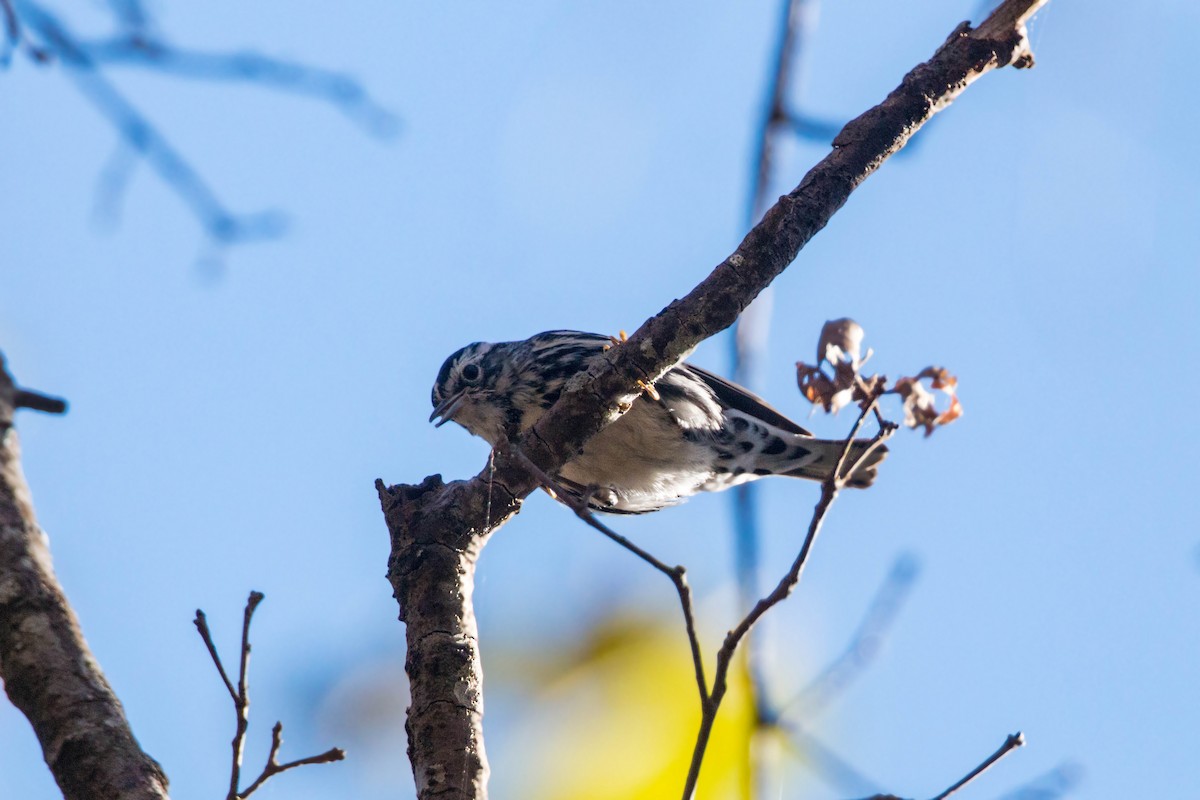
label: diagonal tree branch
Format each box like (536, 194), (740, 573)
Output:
(377, 2), (1048, 798)
(0, 352), (170, 800)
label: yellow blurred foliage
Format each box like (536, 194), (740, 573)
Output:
(515, 613), (756, 800)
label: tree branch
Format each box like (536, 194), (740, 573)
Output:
(852, 732), (1026, 800)
(377, 474), (507, 800)
(680, 396), (892, 798)
(502, 442), (709, 704)
(931, 732), (1025, 800)
(194, 591), (344, 800)
(378, 2), (1048, 797)
(237, 722), (345, 799)
(0, 352), (170, 800)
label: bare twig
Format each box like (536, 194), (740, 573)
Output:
(851, 732), (1028, 800)
(504, 442), (709, 704)
(932, 732), (1025, 800)
(751, 553), (918, 794)
(229, 591), (265, 800)
(193, 610), (238, 703)
(237, 722), (346, 799)
(195, 592), (342, 800)
(511, 429), (907, 800)
(681, 396), (892, 798)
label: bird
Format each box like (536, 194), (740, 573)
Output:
(429, 330), (886, 514)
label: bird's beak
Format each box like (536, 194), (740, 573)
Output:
(429, 391), (466, 428)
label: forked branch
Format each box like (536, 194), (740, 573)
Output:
(680, 395), (892, 798)
(193, 591), (345, 800)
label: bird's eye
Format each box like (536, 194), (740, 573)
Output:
(461, 363), (482, 383)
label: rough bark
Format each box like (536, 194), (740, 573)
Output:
(0, 354), (171, 800)
(378, 2), (1048, 798)
(378, 474), (514, 800)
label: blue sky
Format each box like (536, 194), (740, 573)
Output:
(2, 1), (1198, 798)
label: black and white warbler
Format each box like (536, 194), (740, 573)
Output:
(430, 330), (886, 514)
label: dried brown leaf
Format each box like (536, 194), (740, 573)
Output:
(797, 362), (839, 412)
(893, 367), (961, 436)
(798, 319), (885, 414)
(818, 318), (865, 367)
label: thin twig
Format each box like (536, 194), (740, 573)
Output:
(931, 732), (1025, 800)
(680, 396), (891, 799)
(195, 592), (342, 800)
(238, 721), (346, 799)
(228, 590), (265, 800)
(504, 442), (709, 704)
(193, 609), (238, 703)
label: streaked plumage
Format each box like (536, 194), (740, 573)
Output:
(430, 330), (886, 514)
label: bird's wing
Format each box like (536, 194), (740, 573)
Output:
(683, 364), (813, 436)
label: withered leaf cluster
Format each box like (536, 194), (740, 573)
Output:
(795, 318), (961, 435)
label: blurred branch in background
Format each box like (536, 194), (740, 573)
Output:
(731, 2), (813, 787)
(995, 761), (1084, 800)
(730, 1), (950, 794)
(4, 0), (397, 248)
(787, 552), (921, 720)
(761, 553), (921, 796)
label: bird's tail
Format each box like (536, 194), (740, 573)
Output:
(783, 437), (888, 488)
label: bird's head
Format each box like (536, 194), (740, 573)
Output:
(431, 332), (600, 447)
(430, 341), (526, 446)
